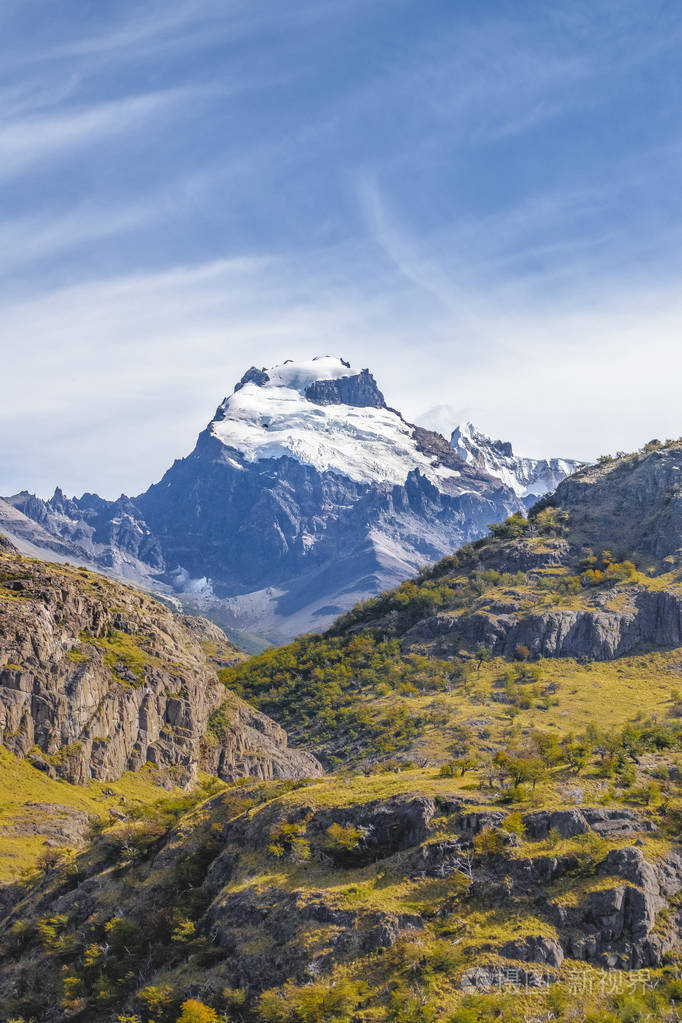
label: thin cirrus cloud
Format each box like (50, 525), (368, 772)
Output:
(3, 0), (682, 498)
(0, 87), (201, 179)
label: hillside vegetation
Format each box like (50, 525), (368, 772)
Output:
(4, 442), (682, 1022)
(221, 441), (682, 771)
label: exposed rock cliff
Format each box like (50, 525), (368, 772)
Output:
(0, 543), (321, 787)
(554, 444), (682, 561)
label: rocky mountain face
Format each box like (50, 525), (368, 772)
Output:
(450, 420), (582, 499)
(0, 543), (321, 788)
(400, 443), (682, 665)
(3, 357), (578, 642)
(3, 762), (682, 1021)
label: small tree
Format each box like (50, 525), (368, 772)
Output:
(474, 645), (493, 673)
(489, 513), (529, 540)
(325, 822), (363, 864)
(473, 827), (507, 855)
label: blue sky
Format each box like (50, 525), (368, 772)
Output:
(3, 0), (682, 497)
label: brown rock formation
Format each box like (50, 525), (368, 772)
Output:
(0, 544), (322, 787)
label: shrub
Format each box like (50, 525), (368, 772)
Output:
(267, 821), (311, 862)
(630, 781), (661, 806)
(439, 755), (477, 777)
(532, 507), (569, 536)
(473, 827), (507, 855)
(177, 1001), (219, 1023)
(137, 984), (174, 1017)
(259, 979), (367, 1023)
(666, 978), (682, 1002)
(325, 823), (363, 862)
(503, 811), (525, 835)
(488, 513), (529, 540)
(498, 783), (527, 804)
(448, 1011), (481, 1023)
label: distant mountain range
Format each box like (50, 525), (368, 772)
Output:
(1, 357), (581, 642)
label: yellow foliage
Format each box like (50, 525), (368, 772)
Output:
(176, 1000), (219, 1023)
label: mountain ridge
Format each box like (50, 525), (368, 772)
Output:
(3, 357), (580, 642)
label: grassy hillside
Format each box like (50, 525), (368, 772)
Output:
(4, 443), (682, 1022)
(220, 443), (682, 769)
(0, 746), (227, 881)
(3, 747), (682, 1022)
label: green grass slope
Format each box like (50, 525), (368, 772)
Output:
(4, 443), (682, 1022)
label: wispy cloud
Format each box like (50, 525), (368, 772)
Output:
(3, 0), (682, 497)
(4, 218), (682, 499)
(0, 87), (197, 179)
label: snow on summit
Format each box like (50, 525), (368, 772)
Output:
(264, 356), (357, 390)
(210, 357), (460, 488)
(451, 421), (582, 498)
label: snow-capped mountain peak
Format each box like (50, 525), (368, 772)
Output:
(450, 420), (582, 499)
(3, 358), (582, 642)
(233, 356), (358, 394)
(209, 357), (459, 488)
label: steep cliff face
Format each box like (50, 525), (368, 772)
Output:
(410, 586), (682, 660)
(0, 544), (321, 787)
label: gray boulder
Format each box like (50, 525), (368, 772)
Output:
(501, 935), (564, 968)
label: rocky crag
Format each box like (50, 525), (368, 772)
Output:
(450, 420), (583, 499)
(0, 543), (321, 788)
(3, 773), (682, 1022)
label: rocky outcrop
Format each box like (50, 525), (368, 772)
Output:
(456, 809), (507, 835)
(304, 368), (386, 408)
(522, 807), (652, 840)
(233, 366), (271, 392)
(2, 777), (682, 1023)
(310, 794), (436, 862)
(551, 845), (682, 969)
(0, 802), (91, 848)
(0, 549), (322, 787)
(217, 793), (438, 872)
(200, 692), (322, 783)
(393, 804), (682, 972)
(501, 934), (564, 968)
(202, 887), (423, 989)
(556, 445), (682, 562)
(0, 534), (17, 554)
(411, 587), (682, 661)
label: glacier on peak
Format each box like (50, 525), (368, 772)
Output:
(209, 357), (456, 488)
(3, 356), (586, 642)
